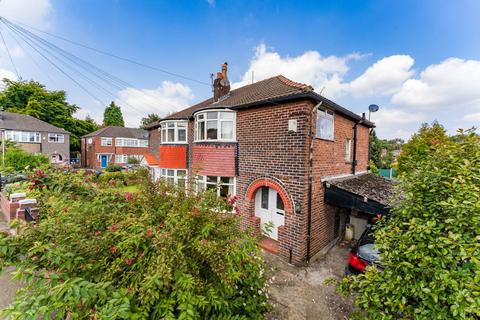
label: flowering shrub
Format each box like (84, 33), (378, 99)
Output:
(27, 169), (49, 190)
(0, 171), (269, 319)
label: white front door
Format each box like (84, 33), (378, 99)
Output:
(255, 186), (285, 240)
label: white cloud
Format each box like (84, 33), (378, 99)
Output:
(392, 58), (480, 110)
(233, 44), (359, 98)
(115, 81), (194, 127)
(370, 108), (428, 139)
(0, 68), (17, 89)
(348, 55), (414, 97)
(463, 112), (480, 123)
(206, 0), (215, 6)
(0, 0), (53, 27)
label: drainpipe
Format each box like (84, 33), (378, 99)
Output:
(306, 101), (323, 263)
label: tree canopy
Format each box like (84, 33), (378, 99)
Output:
(0, 79), (99, 152)
(370, 130), (404, 169)
(103, 101), (125, 127)
(341, 126), (480, 319)
(140, 113), (161, 128)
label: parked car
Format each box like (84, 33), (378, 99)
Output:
(346, 225), (382, 275)
(0, 172), (28, 187)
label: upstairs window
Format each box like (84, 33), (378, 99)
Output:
(101, 137), (113, 146)
(316, 109), (334, 140)
(48, 134), (64, 143)
(345, 139), (352, 162)
(160, 121), (187, 144)
(194, 111), (235, 142)
(5, 130), (40, 143)
(116, 138), (148, 147)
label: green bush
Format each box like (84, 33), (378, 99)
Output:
(97, 171), (126, 185)
(340, 129), (480, 319)
(105, 164), (122, 172)
(0, 171), (269, 319)
(1, 147), (51, 173)
(124, 168), (149, 185)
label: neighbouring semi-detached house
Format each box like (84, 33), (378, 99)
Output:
(0, 111), (70, 164)
(81, 126), (149, 169)
(145, 63), (387, 265)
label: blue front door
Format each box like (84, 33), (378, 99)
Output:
(101, 155), (108, 168)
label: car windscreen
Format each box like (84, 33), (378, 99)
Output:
(357, 243), (380, 264)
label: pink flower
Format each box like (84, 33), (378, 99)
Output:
(110, 246), (118, 254)
(63, 208), (69, 213)
(124, 192), (134, 202)
(94, 230), (102, 236)
(125, 258), (133, 266)
(109, 224), (118, 232)
(145, 229), (153, 237)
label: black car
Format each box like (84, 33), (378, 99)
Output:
(346, 225), (381, 275)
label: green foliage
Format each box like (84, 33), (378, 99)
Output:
(369, 160), (379, 175)
(0, 79), (99, 152)
(1, 145), (50, 173)
(127, 157), (140, 165)
(0, 170), (269, 319)
(370, 130), (403, 169)
(124, 168), (149, 186)
(140, 113), (161, 128)
(105, 164), (122, 172)
(340, 128), (480, 319)
(97, 171), (126, 185)
(103, 102), (125, 127)
(397, 121), (449, 174)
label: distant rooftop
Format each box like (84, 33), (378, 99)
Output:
(82, 126), (148, 139)
(0, 111), (67, 134)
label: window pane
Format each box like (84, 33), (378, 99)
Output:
(220, 177), (233, 184)
(220, 185), (230, 197)
(276, 193), (284, 211)
(206, 112), (217, 119)
(177, 170), (187, 177)
(220, 121), (233, 139)
(207, 176), (217, 184)
(261, 187), (269, 209)
(178, 129), (186, 142)
(206, 183), (217, 192)
(177, 122), (186, 128)
(219, 112), (234, 119)
(206, 121), (217, 139)
(161, 129), (166, 142)
(167, 123), (175, 128)
(197, 121), (205, 140)
(167, 169), (175, 176)
(167, 177), (175, 185)
(197, 114), (204, 120)
(177, 178), (186, 190)
(167, 129), (175, 142)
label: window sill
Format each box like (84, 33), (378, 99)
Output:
(315, 137), (335, 142)
(160, 142), (188, 145)
(193, 140), (237, 143)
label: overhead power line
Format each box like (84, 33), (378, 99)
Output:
(3, 17), (211, 86)
(0, 25), (19, 78)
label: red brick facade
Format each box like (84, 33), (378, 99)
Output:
(148, 96), (372, 265)
(81, 136), (149, 169)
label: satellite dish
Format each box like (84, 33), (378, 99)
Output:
(368, 104), (379, 113)
(87, 138), (93, 144)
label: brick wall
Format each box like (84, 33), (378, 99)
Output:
(235, 100), (313, 264)
(148, 127), (160, 158)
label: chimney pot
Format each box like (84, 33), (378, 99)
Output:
(213, 62), (231, 102)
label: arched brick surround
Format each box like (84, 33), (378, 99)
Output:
(245, 177), (293, 212)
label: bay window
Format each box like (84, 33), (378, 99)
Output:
(195, 111), (235, 142)
(5, 130), (40, 143)
(316, 109), (334, 140)
(160, 121), (187, 143)
(195, 175), (235, 197)
(161, 169), (187, 190)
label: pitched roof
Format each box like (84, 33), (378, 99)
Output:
(82, 126), (148, 139)
(0, 111), (68, 134)
(143, 153), (159, 166)
(327, 173), (396, 205)
(146, 75), (374, 128)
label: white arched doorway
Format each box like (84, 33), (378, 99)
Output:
(255, 186), (285, 240)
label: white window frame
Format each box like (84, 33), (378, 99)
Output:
(345, 139), (352, 162)
(316, 109), (335, 141)
(48, 133), (64, 144)
(160, 168), (188, 189)
(5, 130), (41, 143)
(194, 110), (236, 142)
(115, 154), (143, 164)
(194, 175), (236, 197)
(159, 121), (188, 144)
(115, 138), (148, 148)
(101, 137), (113, 146)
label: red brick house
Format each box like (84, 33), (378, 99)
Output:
(81, 126), (149, 169)
(146, 63), (377, 265)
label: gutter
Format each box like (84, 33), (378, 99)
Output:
(306, 101), (323, 263)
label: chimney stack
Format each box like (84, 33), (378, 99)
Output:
(213, 62), (231, 102)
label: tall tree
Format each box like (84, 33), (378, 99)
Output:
(103, 101), (125, 127)
(0, 79), (99, 152)
(140, 113), (161, 128)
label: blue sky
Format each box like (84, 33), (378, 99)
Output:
(0, 0), (479, 139)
